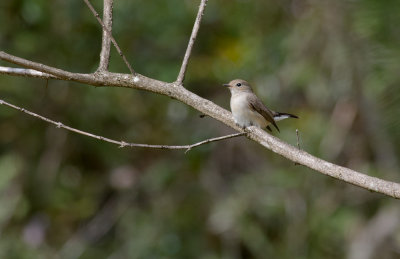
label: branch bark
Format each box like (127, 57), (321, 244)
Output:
(1, 0), (400, 199)
(97, 0), (113, 72)
(176, 0), (208, 84)
(1, 50), (399, 199)
(0, 66), (56, 79)
(0, 98), (244, 152)
(83, 0), (135, 75)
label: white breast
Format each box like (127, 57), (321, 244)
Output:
(230, 93), (268, 128)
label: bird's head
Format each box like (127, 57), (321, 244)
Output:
(223, 79), (253, 94)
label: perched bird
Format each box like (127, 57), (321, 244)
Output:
(223, 79), (298, 132)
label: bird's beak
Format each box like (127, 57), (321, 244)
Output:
(223, 83), (230, 88)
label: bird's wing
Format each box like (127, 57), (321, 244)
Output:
(247, 95), (280, 132)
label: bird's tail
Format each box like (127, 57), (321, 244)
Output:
(273, 112), (298, 121)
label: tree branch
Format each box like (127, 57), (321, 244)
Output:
(176, 0), (208, 85)
(1, 50), (399, 199)
(1, 0), (400, 199)
(97, 0), (113, 72)
(0, 66), (57, 79)
(83, 0), (135, 75)
(0, 98), (244, 152)
(0, 51), (102, 84)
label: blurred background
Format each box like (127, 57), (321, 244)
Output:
(1, 0), (400, 258)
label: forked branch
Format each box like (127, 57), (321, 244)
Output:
(1, 1), (400, 199)
(83, 0), (135, 75)
(1, 49), (400, 199)
(98, 0), (114, 72)
(0, 66), (56, 79)
(176, 0), (208, 85)
(0, 98), (244, 153)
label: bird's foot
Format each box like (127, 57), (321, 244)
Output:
(235, 123), (253, 135)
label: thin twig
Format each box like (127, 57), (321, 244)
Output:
(97, 0), (114, 72)
(0, 98), (244, 152)
(296, 129), (300, 149)
(0, 51), (102, 84)
(176, 0), (208, 85)
(295, 129), (301, 166)
(184, 132), (245, 154)
(83, 0), (136, 75)
(0, 66), (57, 79)
(0, 51), (139, 88)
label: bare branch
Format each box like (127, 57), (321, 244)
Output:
(0, 51), (102, 84)
(294, 129), (301, 166)
(0, 98), (244, 152)
(296, 129), (301, 150)
(176, 0), (208, 85)
(83, 0), (135, 75)
(184, 132), (246, 153)
(1, 50), (400, 199)
(0, 66), (57, 79)
(97, 0), (114, 72)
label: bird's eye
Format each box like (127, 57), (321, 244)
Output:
(236, 83), (242, 87)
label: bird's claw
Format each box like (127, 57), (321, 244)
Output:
(235, 122), (247, 130)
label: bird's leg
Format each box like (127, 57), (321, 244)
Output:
(235, 122), (245, 129)
(235, 123), (250, 135)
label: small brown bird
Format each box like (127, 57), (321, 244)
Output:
(223, 79), (298, 132)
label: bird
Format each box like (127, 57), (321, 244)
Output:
(223, 79), (298, 132)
